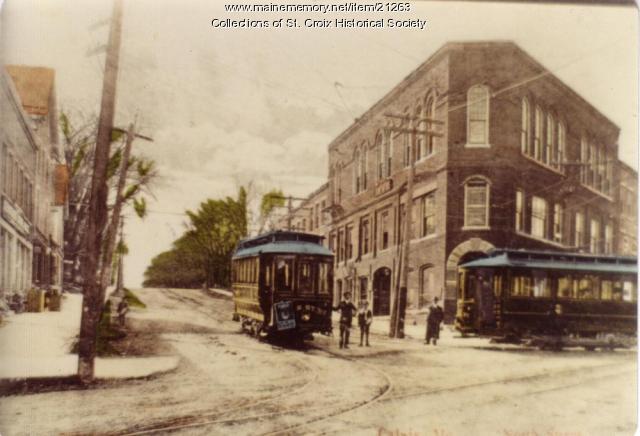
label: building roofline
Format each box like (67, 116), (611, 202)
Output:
(327, 40), (620, 153)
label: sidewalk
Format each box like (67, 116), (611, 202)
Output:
(0, 293), (179, 380)
(331, 310), (491, 349)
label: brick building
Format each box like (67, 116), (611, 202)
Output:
(617, 161), (638, 256)
(279, 41), (637, 321)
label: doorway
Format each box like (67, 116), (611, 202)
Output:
(372, 267), (391, 316)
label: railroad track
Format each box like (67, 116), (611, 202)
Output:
(312, 359), (635, 436)
(111, 352), (320, 436)
(108, 341), (393, 436)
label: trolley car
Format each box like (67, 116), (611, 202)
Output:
(231, 230), (333, 340)
(456, 249), (637, 348)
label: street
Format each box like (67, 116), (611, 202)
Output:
(0, 288), (636, 436)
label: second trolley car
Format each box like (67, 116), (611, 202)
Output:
(231, 230), (333, 340)
(456, 249), (637, 346)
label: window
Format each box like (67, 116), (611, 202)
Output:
(425, 96), (436, 156)
(320, 200), (326, 224)
(575, 212), (584, 248)
(515, 190), (524, 232)
(534, 106), (543, 160)
(557, 122), (566, 173)
(354, 149), (361, 194)
(580, 137), (589, 184)
(521, 98), (530, 154)
(532, 271), (551, 298)
(337, 230), (344, 262)
(553, 203), (563, 243)
(380, 210), (390, 250)
(376, 133), (383, 180)
(512, 275), (532, 297)
(415, 105), (424, 160)
(531, 196), (548, 239)
(385, 132), (393, 177)
(545, 113), (554, 166)
(590, 218), (600, 253)
(403, 128), (411, 168)
(345, 225), (353, 259)
(420, 191), (436, 237)
(464, 178), (489, 228)
(275, 257), (294, 292)
(467, 85), (489, 145)
(318, 262), (330, 294)
(333, 164), (342, 204)
(360, 218), (370, 255)
(361, 146), (368, 191)
(604, 223), (613, 254)
(297, 260), (314, 294)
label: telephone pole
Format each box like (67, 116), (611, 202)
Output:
(385, 113), (442, 338)
(78, 0), (124, 384)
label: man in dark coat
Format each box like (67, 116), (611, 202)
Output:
(425, 296), (444, 345)
(333, 292), (357, 349)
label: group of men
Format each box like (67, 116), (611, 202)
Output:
(333, 292), (445, 348)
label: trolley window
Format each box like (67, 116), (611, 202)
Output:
(275, 256), (294, 293)
(318, 262), (331, 294)
(297, 259), (314, 294)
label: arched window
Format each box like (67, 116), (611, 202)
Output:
(376, 133), (383, 180)
(464, 177), (490, 228)
(354, 148), (361, 194)
(415, 105), (424, 160)
(466, 85), (490, 146)
(534, 106), (543, 160)
(361, 144), (368, 191)
(521, 98), (530, 154)
(384, 130), (393, 177)
(545, 112), (555, 165)
(333, 163), (342, 204)
(425, 95), (436, 157)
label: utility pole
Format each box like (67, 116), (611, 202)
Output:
(78, 0), (123, 384)
(385, 113), (443, 338)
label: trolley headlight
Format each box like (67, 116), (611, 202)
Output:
(301, 312), (311, 322)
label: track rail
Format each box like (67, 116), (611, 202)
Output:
(111, 352), (319, 436)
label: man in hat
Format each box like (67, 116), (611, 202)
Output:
(333, 292), (357, 349)
(425, 296), (444, 345)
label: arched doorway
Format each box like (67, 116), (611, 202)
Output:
(444, 238), (495, 322)
(372, 267), (391, 316)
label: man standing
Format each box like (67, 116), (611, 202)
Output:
(357, 300), (373, 347)
(425, 296), (444, 345)
(333, 292), (357, 349)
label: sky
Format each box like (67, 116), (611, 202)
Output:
(1, 0), (638, 288)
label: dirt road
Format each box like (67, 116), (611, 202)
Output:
(0, 288), (635, 435)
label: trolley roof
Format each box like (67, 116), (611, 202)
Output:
(233, 230), (333, 259)
(459, 249), (638, 275)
